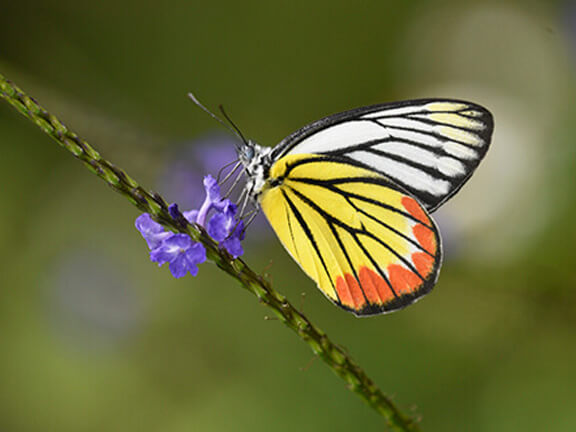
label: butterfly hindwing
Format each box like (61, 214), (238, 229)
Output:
(259, 154), (442, 316)
(272, 99), (493, 212)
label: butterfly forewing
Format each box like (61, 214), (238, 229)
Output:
(273, 99), (493, 212)
(259, 154), (442, 316)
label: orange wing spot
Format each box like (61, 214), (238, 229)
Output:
(359, 267), (395, 304)
(336, 273), (366, 310)
(413, 224), (436, 253)
(401, 196), (429, 225)
(388, 264), (422, 295)
(357, 268), (381, 304)
(412, 252), (434, 277)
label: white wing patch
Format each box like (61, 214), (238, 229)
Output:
(351, 152), (452, 197)
(286, 121), (389, 155)
(371, 142), (466, 177)
(283, 100), (493, 211)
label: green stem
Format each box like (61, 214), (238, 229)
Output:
(0, 71), (421, 432)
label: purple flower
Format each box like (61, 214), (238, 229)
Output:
(195, 175), (225, 225)
(136, 214), (208, 278)
(185, 175), (245, 258)
(206, 201), (245, 258)
(207, 201), (237, 242)
(221, 219), (245, 258)
(135, 214), (172, 249)
(136, 173), (246, 278)
(150, 234), (206, 278)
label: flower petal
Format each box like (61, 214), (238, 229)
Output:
(183, 209), (199, 224)
(234, 219), (246, 240)
(222, 236), (243, 258)
(136, 214), (172, 249)
(203, 175), (221, 203)
(163, 233), (193, 249)
(207, 213), (229, 241)
(186, 243), (207, 265)
(223, 200), (237, 218)
(135, 213), (164, 234)
(150, 245), (175, 264)
(169, 254), (190, 278)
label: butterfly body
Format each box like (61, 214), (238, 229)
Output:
(239, 142), (271, 202)
(237, 99), (493, 316)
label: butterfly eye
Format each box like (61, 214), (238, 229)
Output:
(243, 146), (255, 161)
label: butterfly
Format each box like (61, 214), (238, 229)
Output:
(194, 96), (494, 316)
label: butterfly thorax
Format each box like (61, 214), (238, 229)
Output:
(240, 141), (273, 204)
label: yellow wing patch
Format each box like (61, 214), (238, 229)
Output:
(260, 154), (442, 316)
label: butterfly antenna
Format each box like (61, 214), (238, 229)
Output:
(219, 104), (249, 146)
(187, 92), (247, 145)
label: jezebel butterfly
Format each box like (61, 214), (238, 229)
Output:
(230, 99), (493, 316)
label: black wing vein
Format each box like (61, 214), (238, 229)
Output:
(282, 190), (337, 295)
(286, 185), (426, 282)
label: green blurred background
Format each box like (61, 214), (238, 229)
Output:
(1, 1), (575, 431)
